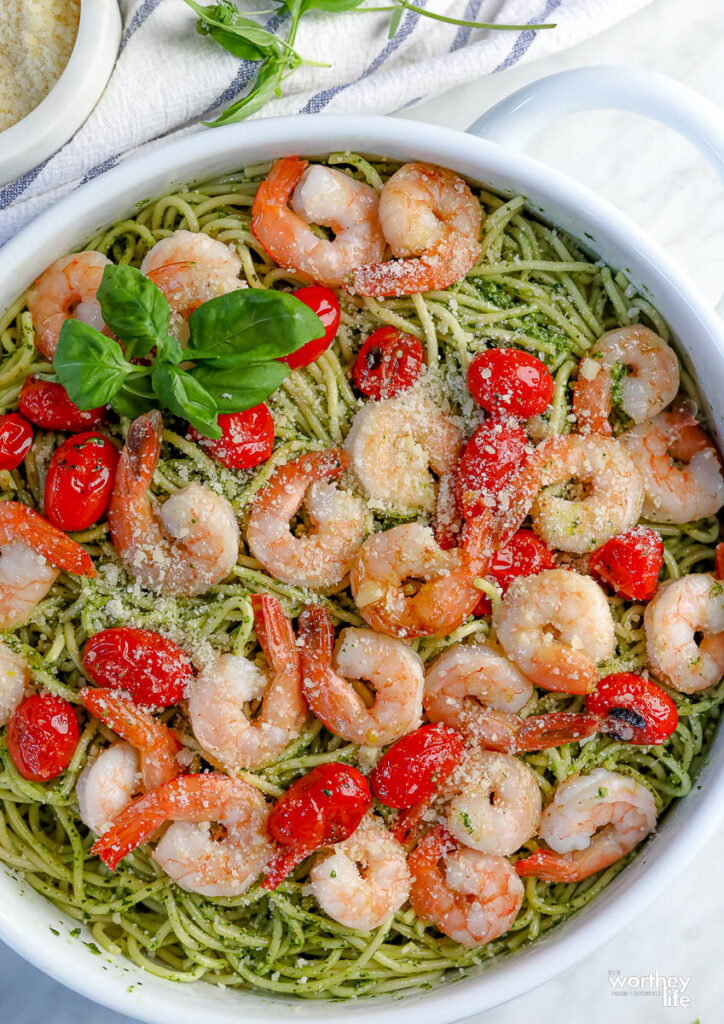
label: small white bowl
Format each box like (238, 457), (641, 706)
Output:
(0, 0), (121, 187)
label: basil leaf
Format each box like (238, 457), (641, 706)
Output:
(183, 0), (282, 60)
(207, 57), (286, 126)
(96, 264), (169, 359)
(54, 322), (138, 408)
(151, 363), (222, 439)
(387, 2), (405, 38)
(110, 375), (158, 420)
(155, 332), (184, 365)
(186, 289), (323, 364)
(191, 361), (289, 412)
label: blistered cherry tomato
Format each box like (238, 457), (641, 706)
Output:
(586, 673), (678, 745)
(279, 286), (340, 369)
(455, 419), (530, 519)
(0, 413), (33, 470)
(82, 628), (193, 707)
(715, 542), (724, 580)
(8, 695), (79, 781)
(18, 378), (106, 432)
(588, 527), (664, 601)
(44, 432), (118, 532)
(467, 348), (554, 419)
(262, 763), (371, 890)
(474, 528), (556, 615)
(371, 724), (464, 809)
(352, 326), (424, 400)
(188, 405), (274, 470)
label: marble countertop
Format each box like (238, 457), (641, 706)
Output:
(1, 0), (723, 1020)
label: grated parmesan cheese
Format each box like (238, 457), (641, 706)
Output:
(0, 0), (80, 131)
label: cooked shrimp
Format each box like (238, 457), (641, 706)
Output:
(27, 251), (110, 359)
(91, 773), (272, 890)
(140, 230), (242, 320)
(188, 594), (307, 769)
(424, 643), (598, 752)
(76, 742), (140, 837)
(644, 573), (724, 693)
(0, 641), (29, 726)
(345, 395), (463, 514)
(573, 325), (679, 435)
(621, 403), (724, 523)
(298, 606), (424, 746)
(493, 568), (615, 694)
(351, 163), (482, 297)
(309, 815), (410, 931)
(251, 158), (385, 288)
(0, 501), (96, 628)
(108, 411), (239, 596)
(516, 768), (657, 882)
(409, 826), (523, 947)
(525, 435), (644, 554)
(425, 643), (532, 733)
(246, 449), (369, 590)
(445, 750), (541, 856)
(80, 688), (183, 791)
(350, 516), (492, 640)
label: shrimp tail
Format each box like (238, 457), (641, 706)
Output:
(262, 844), (313, 891)
(0, 502), (96, 577)
(496, 712), (602, 754)
(81, 687), (183, 789)
(298, 604), (334, 670)
(251, 594), (298, 673)
(91, 788), (167, 871)
(118, 411), (162, 491)
(461, 511), (494, 571)
(390, 801), (429, 846)
(515, 849), (580, 882)
(254, 449), (349, 517)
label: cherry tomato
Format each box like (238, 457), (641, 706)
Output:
(44, 432), (118, 532)
(467, 348), (554, 419)
(262, 763), (371, 890)
(7, 695), (79, 782)
(279, 286), (340, 369)
(18, 378), (106, 432)
(455, 419), (530, 519)
(588, 526), (664, 601)
(82, 628), (193, 707)
(715, 542), (724, 580)
(188, 405), (274, 470)
(586, 673), (678, 745)
(475, 529), (556, 615)
(371, 724), (464, 809)
(352, 327), (424, 400)
(0, 413), (33, 470)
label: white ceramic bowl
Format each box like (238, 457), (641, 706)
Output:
(1, 65), (724, 1024)
(0, 0), (121, 187)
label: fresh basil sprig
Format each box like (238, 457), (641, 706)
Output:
(182, 0), (555, 127)
(54, 264), (324, 439)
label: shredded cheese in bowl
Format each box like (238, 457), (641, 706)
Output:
(0, 0), (81, 132)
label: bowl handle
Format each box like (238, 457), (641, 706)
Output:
(466, 65), (724, 184)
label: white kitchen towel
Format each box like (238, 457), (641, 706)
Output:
(0, 0), (651, 246)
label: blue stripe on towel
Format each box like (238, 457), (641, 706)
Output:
(122, 0), (164, 50)
(494, 0), (563, 72)
(0, 160), (50, 211)
(299, 0), (428, 115)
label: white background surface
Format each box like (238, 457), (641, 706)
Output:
(1, 0), (723, 1020)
